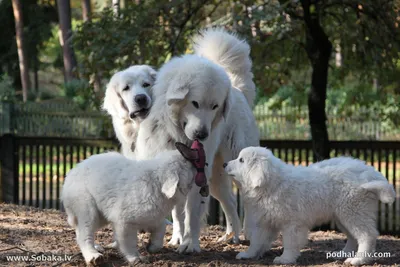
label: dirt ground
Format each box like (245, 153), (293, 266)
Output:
(0, 204), (399, 267)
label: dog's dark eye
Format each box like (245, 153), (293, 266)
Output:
(142, 82), (151, 88)
(239, 158), (244, 163)
(212, 104), (219, 110)
(192, 101), (199, 109)
(123, 85), (129, 91)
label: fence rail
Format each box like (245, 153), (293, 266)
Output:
(2, 102), (400, 140)
(0, 135), (399, 235)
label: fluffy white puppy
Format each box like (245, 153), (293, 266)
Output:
(135, 28), (259, 252)
(224, 147), (396, 265)
(103, 65), (156, 158)
(61, 142), (200, 265)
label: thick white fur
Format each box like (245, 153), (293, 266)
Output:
(61, 151), (195, 265)
(135, 28), (259, 252)
(102, 65), (156, 159)
(225, 147), (396, 265)
(193, 28), (256, 107)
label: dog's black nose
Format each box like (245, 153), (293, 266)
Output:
(194, 130), (208, 141)
(134, 94), (147, 106)
(129, 112), (136, 119)
(223, 163), (227, 168)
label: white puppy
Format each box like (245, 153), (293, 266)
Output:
(61, 142), (200, 265)
(103, 65), (156, 159)
(225, 147), (396, 265)
(135, 28), (259, 252)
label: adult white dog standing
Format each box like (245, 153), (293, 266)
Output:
(135, 28), (259, 254)
(225, 147), (396, 265)
(103, 65), (156, 159)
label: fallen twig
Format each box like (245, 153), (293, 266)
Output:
(0, 246), (31, 254)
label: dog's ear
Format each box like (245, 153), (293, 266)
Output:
(103, 79), (129, 118)
(161, 174), (179, 199)
(222, 89), (233, 120)
(175, 142), (198, 161)
(167, 85), (189, 106)
(145, 66), (157, 82)
(249, 159), (268, 189)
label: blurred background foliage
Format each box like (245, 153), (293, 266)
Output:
(1, 0), (399, 137)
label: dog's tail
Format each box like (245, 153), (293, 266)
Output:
(193, 28), (256, 107)
(360, 177), (396, 204)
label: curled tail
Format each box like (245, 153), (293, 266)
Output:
(361, 180), (396, 204)
(193, 28), (256, 107)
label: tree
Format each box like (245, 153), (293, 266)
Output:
(12, 0), (30, 102)
(112, 0), (119, 16)
(82, 0), (91, 21)
(232, 0), (400, 159)
(301, 0), (332, 160)
(57, 0), (77, 83)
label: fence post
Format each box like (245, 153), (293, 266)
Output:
(208, 197), (219, 225)
(1, 134), (18, 203)
(0, 102), (13, 135)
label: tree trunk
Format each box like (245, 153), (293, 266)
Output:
(81, 0), (91, 21)
(112, 0), (120, 17)
(57, 0), (77, 83)
(33, 53), (39, 93)
(301, 0), (332, 161)
(12, 0), (30, 102)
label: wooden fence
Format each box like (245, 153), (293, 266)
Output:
(2, 102), (400, 140)
(0, 135), (399, 235)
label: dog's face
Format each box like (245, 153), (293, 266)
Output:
(160, 55), (233, 141)
(224, 147), (276, 189)
(103, 65), (157, 122)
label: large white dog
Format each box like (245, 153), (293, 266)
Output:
(103, 65), (156, 158)
(225, 147), (396, 265)
(135, 28), (259, 253)
(61, 142), (200, 265)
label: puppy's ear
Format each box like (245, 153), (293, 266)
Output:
(103, 79), (129, 118)
(166, 84), (189, 106)
(175, 142), (198, 161)
(161, 174), (179, 199)
(222, 89), (233, 120)
(249, 159), (267, 189)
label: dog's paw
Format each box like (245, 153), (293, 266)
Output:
(104, 241), (118, 249)
(236, 252), (252, 260)
(127, 256), (148, 266)
(94, 244), (105, 253)
(167, 234), (182, 246)
(177, 239), (201, 254)
(147, 243), (162, 253)
(344, 257), (371, 266)
(217, 232), (239, 244)
(273, 256), (296, 265)
(86, 252), (103, 266)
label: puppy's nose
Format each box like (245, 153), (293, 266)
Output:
(134, 94), (147, 107)
(129, 112), (136, 119)
(223, 163), (227, 168)
(194, 129), (208, 141)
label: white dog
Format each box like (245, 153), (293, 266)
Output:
(103, 65), (156, 159)
(61, 142), (201, 265)
(135, 28), (259, 253)
(224, 147), (396, 265)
